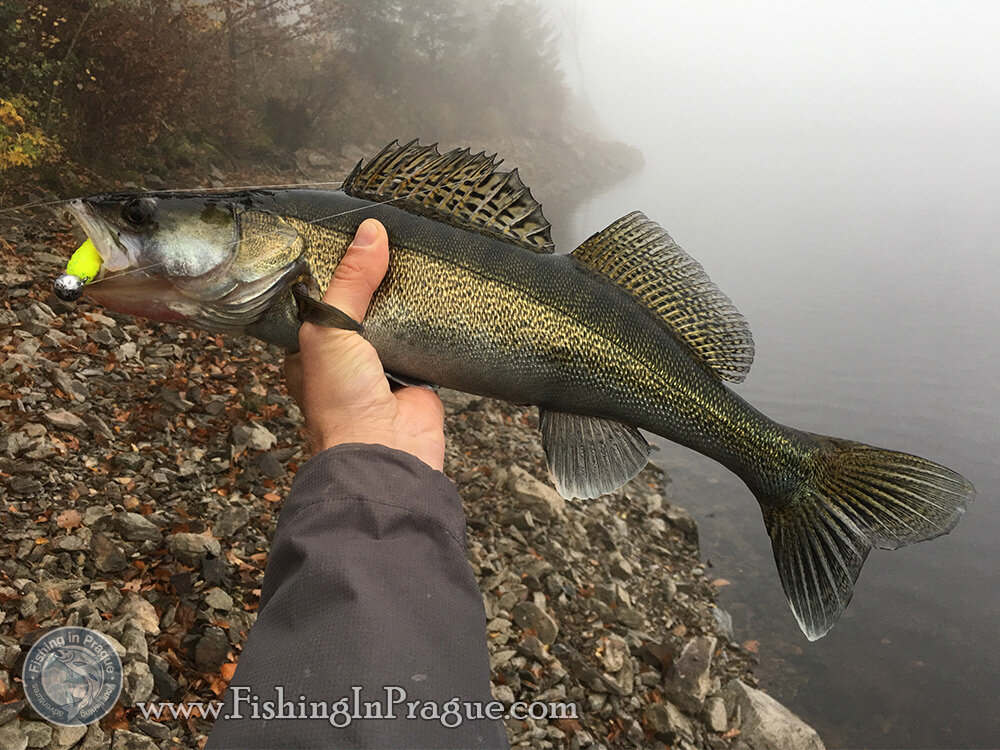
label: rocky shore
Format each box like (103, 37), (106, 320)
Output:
(0, 137), (823, 748)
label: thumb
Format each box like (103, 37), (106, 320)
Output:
(321, 218), (389, 322)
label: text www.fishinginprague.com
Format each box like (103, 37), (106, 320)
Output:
(138, 686), (578, 728)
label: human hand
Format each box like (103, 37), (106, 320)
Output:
(284, 219), (446, 471)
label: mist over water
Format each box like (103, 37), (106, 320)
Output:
(553, 2), (1000, 747)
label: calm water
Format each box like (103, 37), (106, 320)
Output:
(563, 141), (1000, 748)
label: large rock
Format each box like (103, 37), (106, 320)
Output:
(121, 624), (149, 662)
(510, 601), (559, 644)
(0, 699), (25, 725)
(0, 721), (27, 750)
(298, 149), (335, 168)
(78, 724), (108, 750)
(505, 466), (565, 521)
(110, 729), (158, 750)
(229, 423), (277, 452)
(644, 702), (693, 743)
(115, 512), (162, 543)
(723, 679), (825, 750)
(600, 634), (630, 672)
(118, 593), (160, 636)
(20, 721), (50, 748)
(213, 507), (250, 539)
(50, 725), (87, 750)
(665, 504), (698, 537)
(149, 659), (181, 701)
(91, 533), (129, 573)
(167, 532), (221, 566)
(43, 408), (86, 432)
(122, 661), (155, 705)
(704, 695), (729, 732)
(195, 626), (230, 670)
(204, 587), (234, 611)
(666, 635), (716, 712)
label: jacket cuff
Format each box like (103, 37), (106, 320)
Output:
(283, 443), (467, 547)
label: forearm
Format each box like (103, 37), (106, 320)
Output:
(208, 444), (508, 749)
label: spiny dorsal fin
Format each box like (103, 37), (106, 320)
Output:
(342, 139), (554, 253)
(572, 211), (754, 382)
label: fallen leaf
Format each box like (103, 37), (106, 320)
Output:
(56, 509), (82, 530)
(100, 704), (129, 732)
(743, 640), (760, 654)
(207, 673), (229, 696)
(553, 717), (581, 735)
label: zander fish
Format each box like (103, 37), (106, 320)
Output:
(53, 140), (974, 639)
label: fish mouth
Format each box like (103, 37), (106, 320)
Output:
(67, 199), (136, 274)
(65, 198), (189, 321)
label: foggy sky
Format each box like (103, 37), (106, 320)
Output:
(549, 1), (1000, 296)
(557, 1), (1000, 143)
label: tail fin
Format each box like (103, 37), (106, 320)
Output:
(762, 438), (973, 640)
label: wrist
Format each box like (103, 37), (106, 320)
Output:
(312, 431), (445, 473)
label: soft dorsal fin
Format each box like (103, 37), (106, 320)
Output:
(572, 211), (754, 382)
(342, 139), (554, 252)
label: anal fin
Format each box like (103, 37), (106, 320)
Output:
(540, 410), (651, 500)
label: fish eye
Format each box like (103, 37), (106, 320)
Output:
(122, 198), (155, 226)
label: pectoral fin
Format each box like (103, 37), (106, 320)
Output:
(539, 410), (652, 500)
(385, 371), (439, 391)
(292, 282), (364, 332)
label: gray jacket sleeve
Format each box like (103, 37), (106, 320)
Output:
(208, 444), (509, 749)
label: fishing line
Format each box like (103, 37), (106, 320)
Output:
(222, 194), (410, 256)
(79, 195), (409, 288)
(85, 260), (168, 286)
(0, 197), (77, 214)
(0, 180), (349, 215)
(5, 180), (408, 278)
(154, 180), (347, 193)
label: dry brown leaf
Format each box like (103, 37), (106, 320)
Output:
(208, 673), (229, 696)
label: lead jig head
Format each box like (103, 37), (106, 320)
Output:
(54, 273), (85, 301)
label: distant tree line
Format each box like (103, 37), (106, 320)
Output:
(0, 0), (566, 174)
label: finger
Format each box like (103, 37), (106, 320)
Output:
(321, 219), (389, 323)
(395, 385), (445, 423)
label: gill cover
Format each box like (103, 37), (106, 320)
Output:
(187, 207), (306, 331)
(67, 193), (305, 332)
